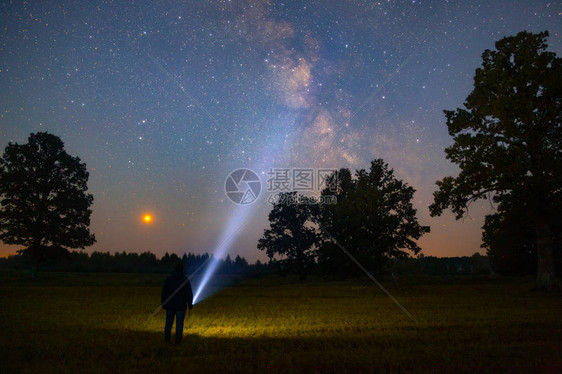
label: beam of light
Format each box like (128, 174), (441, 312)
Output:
(190, 115), (298, 304)
(148, 54), (273, 306)
(149, 52), (308, 305)
(192, 205), (253, 304)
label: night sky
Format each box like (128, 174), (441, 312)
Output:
(1, 0), (560, 260)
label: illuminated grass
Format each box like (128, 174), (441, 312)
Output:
(0, 271), (561, 373)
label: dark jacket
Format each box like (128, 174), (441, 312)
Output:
(161, 270), (193, 311)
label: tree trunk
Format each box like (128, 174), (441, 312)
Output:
(535, 216), (555, 290)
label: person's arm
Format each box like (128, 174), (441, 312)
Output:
(186, 280), (193, 309)
(161, 278), (170, 306)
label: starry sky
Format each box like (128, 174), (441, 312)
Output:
(0, 0), (560, 260)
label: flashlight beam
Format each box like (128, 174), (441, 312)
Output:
(317, 222), (418, 323)
(192, 215), (249, 304)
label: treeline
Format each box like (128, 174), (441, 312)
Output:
(0, 250), (494, 277)
(0, 251), (270, 275)
(391, 253), (491, 276)
(269, 253), (492, 278)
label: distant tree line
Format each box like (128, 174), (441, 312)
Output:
(0, 249), (498, 277)
(391, 253), (491, 277)
(0, 250), (266, 276)
(255, 253), (495, 278)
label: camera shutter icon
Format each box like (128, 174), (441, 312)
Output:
(225, 168), (261, 205)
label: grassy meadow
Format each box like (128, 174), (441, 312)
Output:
(1, 271), (561, 373)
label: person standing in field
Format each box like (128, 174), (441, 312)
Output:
(161, 262), (193, 344)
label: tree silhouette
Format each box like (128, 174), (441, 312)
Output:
(429, 31), (561, 290)
(258, 192), (318, 280)
(317, 160), (429, 277)
(0, 132), (95, 274)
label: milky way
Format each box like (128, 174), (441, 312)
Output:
(1, 1), (560, 259)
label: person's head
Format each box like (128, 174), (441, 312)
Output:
(174, 262), (184, 274)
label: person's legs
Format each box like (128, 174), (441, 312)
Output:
(175, 310), (186, 344)
(164, 309), (175, 343)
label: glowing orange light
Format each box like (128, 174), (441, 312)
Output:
(142, 214), (153, 223)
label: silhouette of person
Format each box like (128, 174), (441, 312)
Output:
(161, 262), (193, 344)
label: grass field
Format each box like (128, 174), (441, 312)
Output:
(1, 271), (561, 373)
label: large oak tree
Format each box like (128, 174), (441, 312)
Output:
(429, 31), (561, 290)
(0, 132), (96, 273)
(317, 160), (430, 277)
